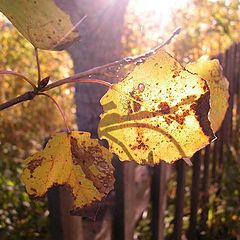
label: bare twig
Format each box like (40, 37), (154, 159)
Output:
(0, 70), (36, 89)
(0, 27), (182, 111)
(37, 92), (70, 133)
(43, 27), (181, 91)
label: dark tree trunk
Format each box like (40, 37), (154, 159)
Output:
(68, 0), (129, 136)
(65, 1), (129, 239)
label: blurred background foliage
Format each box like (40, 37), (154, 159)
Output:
(0, 15), (76, 239)
(0, 0), (240, 239)
(124, 0), (240, 62)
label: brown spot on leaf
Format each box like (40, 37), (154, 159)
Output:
(128, 90), (143, 113)
(27, 158), (43, 174)
(164, 116), (173, 125)
(191, 91), (215, 140)
(158, 102), (170, 114)
(70, 138), (113, 194)
(133, 102), (141, 112)
(168, 110), (190, 125)
(30, 187), (37, 193)
(70, 194), (111, 219)
(131, 131), (149, 151)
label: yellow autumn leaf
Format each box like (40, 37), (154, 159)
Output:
(0, 0), (81, 50)
(98, 50), (215, 165)
(186, 58), (229, 132)
(21, 131), (114, 210)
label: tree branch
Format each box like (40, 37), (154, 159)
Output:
(0, 91), (36, 111)
(0, 27), (181, 111)
(42, 27), (181, 92)
(43, 27), (181, 92)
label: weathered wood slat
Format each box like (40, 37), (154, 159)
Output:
(235, 44), (240, 152)
(188, 151), (201, 240)
(112, 159), (124, 240)
(173, 161), (186, 240)
(211, 140), (218, 183)
(200, 145), (210, 231)
(228, 45), (236, 142)
(151, 162), (168, 240)
(123, 162), (136, 240)
(47, 187), (64, 240)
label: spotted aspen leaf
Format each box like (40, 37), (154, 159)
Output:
(0, 0), (81, 50)
(98, 50), (215, 165)
(186, 58), (229, 132)
(21, 131), (114, 211)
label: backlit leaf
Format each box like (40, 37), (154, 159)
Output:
(186, 58), (229, 132)
(21, 131), (114, 211)
(98, 50), (215, 165)
(0, 0), (81, 50)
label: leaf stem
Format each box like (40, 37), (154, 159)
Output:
(37, 92), (70, 133)
(44, 78), (113, 91)
(0, 70), (36, 89)
(34, 47), (41, 87)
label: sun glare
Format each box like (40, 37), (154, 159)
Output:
(132, 0), (188, 32)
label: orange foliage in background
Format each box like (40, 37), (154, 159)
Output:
(0, 15), (76, 239)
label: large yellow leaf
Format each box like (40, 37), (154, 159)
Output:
(0, 0), (81, 50)
(21, 131), (114, 210)
(98, 50), (215, 165)
(186, 58), (229, 132)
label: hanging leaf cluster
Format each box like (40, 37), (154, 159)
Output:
(20, 49), (229, 214)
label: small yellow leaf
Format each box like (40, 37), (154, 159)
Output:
(186, 58), (229, 132)
(98, 50), (215, 165)
(21, 131), (114, 210)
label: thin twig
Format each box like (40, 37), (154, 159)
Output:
(43, 27), (182, 92)
(37, 92), (70, 133)
(34, 47), (41, 86)
(0, 70), (36, 89)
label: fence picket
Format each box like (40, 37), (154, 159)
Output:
(188, 151), (202, 239)
(173, 161), (186, 240)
